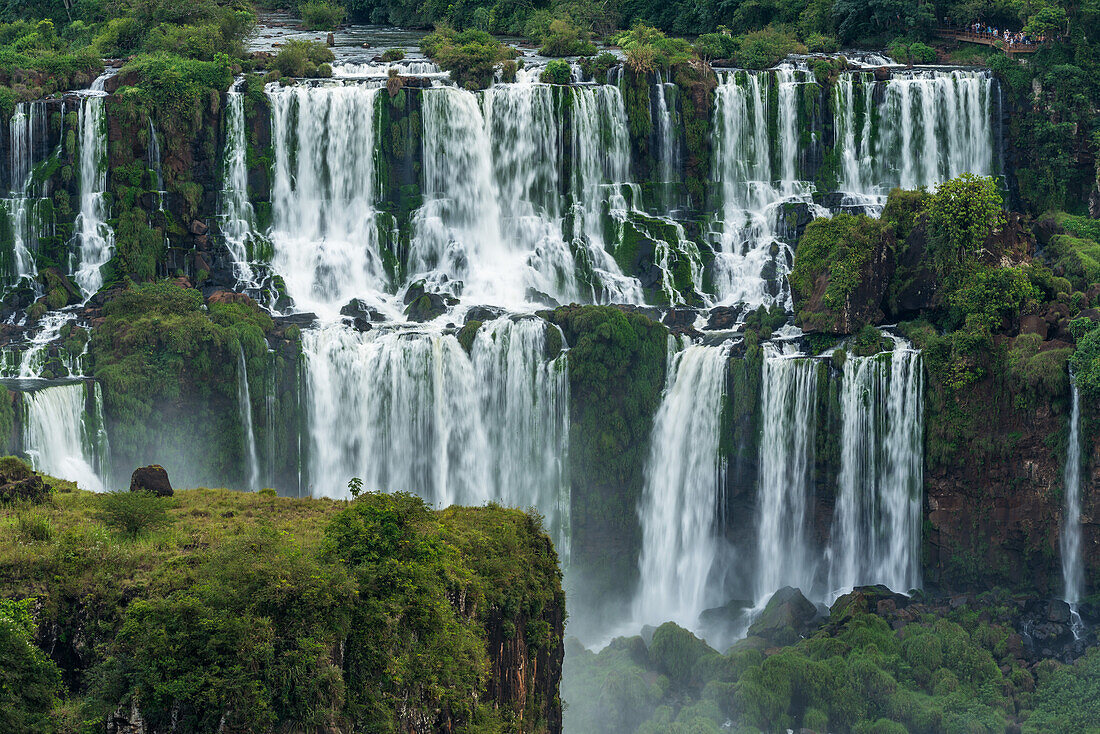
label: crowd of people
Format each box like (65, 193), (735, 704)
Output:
(966, 22), (1043, 46)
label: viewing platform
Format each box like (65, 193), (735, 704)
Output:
(936, 28), (1040, 55)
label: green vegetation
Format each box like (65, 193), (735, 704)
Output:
(95, 489), (173, 537)
(540, 58), (572, 84)
(534, 17), (596, 57)
(0, 483), (563, 732)
(299, 0), (346, 30)
(1070, 317), (1100, 403)
(545, 305), (667, 603)
(88, 281), (289, 489)
(420, 25), (518, 90)
(790, 212), (893, 333)
(267, 39), (335, 78)
(0, 597), (61, 731)
(567, 590), (1098, 733)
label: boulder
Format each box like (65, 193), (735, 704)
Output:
(525, 288), (561, 308)
(188, 220), (209, 236)
(662, 308), (697, 330)
(339, 298), (385, 323)
(130, 465), (173, 497)
(748, 587), (821, 646)
(0, 457), (47, 504)
(698, 597), (753, 643)
(466, 305), (506, 324)
(405, 293), (450, 323)
(706, 306), (743, 331)
(1019, 314), (1049, 339)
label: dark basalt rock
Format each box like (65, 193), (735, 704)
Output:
(0, 457), (48, 504)
(525, 288), (561, 308)
(340, 298), (385, 323)
(748, 586), (823, 646)
(130, 465), (173, 497)
(405, 293), (452, 322)
(466, 305), (505, 324)
(698, 597), (753, 643)
(662, 307), (697, 329)
(706, 305), (744, 331)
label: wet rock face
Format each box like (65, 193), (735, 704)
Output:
(130, 465), (172, 497)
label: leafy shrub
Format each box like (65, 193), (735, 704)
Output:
(694, 32), (737, 60)
(0, 598), (61, 732)
(379, 48), (404, 62)
(540, 58), (572, 84)
(614, 24), (693, 69)
(299, 0), (345, 31)
(806, 33), (840, 53)
(578, 51), (618, 82)
(539, 18), (596, 57)
(734, 28), (805, 69)
(420, 25), (517, 89)
(927, 174), (1005, 272)
(17, 512), (52, 542)
(271, 39), (334, 77)
(1070, 318), (1100, 403)
(96, 490), (172, 537)
(888, 39), (938, 65)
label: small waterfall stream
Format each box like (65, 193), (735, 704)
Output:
(1062, 371), (1084, 607)
(221, 86), (257, 285)
(634, 339), (731, 628)
(237, 345), (260, 491)
(72, 76), (115, 298)
(6, 101), (46, 282)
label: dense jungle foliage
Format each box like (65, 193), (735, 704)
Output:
(564, 588), (1100, 733)
(0, 471), (563, 732)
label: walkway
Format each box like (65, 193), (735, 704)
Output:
(936, 28), (1039, 54)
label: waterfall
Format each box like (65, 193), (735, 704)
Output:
(653, 72), (682, 212)
(569, 85), (645, 304)
(711, 67), (816, 309)
(301, 317), (570, 552)
(5, 101), (45, 281)
(755, 347), (819, 601)
(634, 339), (730, 628)
(483, 82), (578, 304)
(268, 83), (388, 316)
(834, 70), (993, 207)
(1062, 371), (1084, 605)
(828, 342), (924, 598)
(17, 312), (81, 378)
(147, 117), (165, 211)
(237, 345), (260, 491)
(221, 87), (257, 285)
(23, 381), (107, 492)
(72, 82), (114, 298)
(410, 87), (515, 304)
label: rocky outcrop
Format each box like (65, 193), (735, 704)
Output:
(0, 456), (48, 503)
(130, 465), (172, 496)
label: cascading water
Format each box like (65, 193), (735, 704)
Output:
(711, 67), (816, 309)
(569, 84), (645, 304)
(22, 381), (107, 492)
(483, 81), (577, 304)
(221, 86), (258, 286)
(634, 338), (730, 629)
(754, 346), (819, 601)
(6, 101), (46, 281)
(73, 78), (115, 298)
(653, 71), (682, 212)
(1062, 371), (1084, 607)
(237, 345), (260, 491)
(268, 83), (389, 316)
(301, 317), (570, 551)
(834, 70), (993, 208)
(828, 341), (924, 598)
